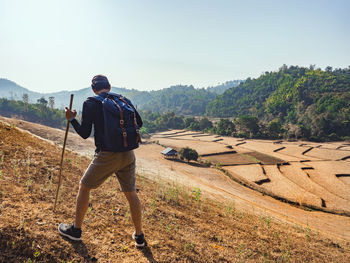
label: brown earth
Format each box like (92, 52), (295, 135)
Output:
(151, 130), (350, 216)
(1, 119), (350, 262)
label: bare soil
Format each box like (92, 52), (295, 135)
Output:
(151, 130), (350, 214)
(1, 120), (350, 262)
(201, 153), (257, 166)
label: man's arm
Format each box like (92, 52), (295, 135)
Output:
(65, 101), (93, 139)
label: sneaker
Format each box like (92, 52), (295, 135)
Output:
(58, 223), (82, 241)
(132, 231), (146, 248)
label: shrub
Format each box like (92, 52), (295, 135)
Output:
(179, 147), (198, 162)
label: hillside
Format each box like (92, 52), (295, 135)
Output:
(0, 79), (241, 115)
(0, 78), (145, 111)
(141, 85), (216, 115)
(0, 79), (42, 101)
(206, 66), (350, 140)
(0, 121), (350, 262)
(0, 98), (66, 128)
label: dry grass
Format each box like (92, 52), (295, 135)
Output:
(0, 122), (350, 262)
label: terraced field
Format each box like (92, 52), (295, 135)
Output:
(153, 130), (350, 216)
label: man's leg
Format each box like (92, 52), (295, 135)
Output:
(58, 182), (92, 241)
(124, 191), (142, 235)
(74, 182), (92, 229)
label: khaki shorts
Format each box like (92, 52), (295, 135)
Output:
(81, 150), (136, 192)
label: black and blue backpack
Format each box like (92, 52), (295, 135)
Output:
(92, 92), (142, 152)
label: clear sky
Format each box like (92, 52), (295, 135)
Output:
(0, 0), (349, 92)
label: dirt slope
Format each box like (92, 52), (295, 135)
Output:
(2, 117), (350, 240)
(1, 118), (350, 262)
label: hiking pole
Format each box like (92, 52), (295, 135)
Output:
(53, 94), (74, 212)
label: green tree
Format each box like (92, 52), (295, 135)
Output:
(179, 147), (199, 162)
(216, 118), (235, 136)
(267, 119), (283, 138)
(49, 96), (55, 109)
(199, 117), (213, 130)
(184, 117), (197, 128)
(37, 97), (48, 107)
(188, 121), (200, 131)
(22, 93), (29, 104)
(236, 115), (260, 137)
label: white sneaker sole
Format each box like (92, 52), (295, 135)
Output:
(132, 232), (145, 248)
(58, 225), (82, 241)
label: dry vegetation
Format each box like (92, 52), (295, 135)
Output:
(0, 122), (350, 262)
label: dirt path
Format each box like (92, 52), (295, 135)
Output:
(2, 117), (350, 242)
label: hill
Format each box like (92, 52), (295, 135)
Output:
(0, 78), (146, 112)
(0, 121), (350, 262)
(0, 79), (41, 102)
(0, 78), (242, 115)
(206, 66), (350, 140)
(0, 98), (66, 128)
(141, 85), (216, 115)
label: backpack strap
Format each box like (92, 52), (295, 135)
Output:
(118, 96), (142, 144)
(109, 98), (128, 147)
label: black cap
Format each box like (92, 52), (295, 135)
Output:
(91, 75), (110, 90)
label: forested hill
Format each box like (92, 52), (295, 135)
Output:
(141, 85), (216, 114)
(206, 66), (350, 139)
(0, 79), (241, 115)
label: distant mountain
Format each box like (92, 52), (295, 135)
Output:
(0, 78), (243, 115)
(0, 78), (147, 112)
(0, 79), (41, 101)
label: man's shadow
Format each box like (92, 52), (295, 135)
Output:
(63, 238), (98, 263)
(63, 237), (158, 263)
(140, 246), (158, 263)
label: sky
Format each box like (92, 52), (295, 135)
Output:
(0, 0), (349, 93)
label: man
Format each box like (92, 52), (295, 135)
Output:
(58, 75), (145, 248)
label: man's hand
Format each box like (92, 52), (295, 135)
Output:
(65, 107), (77, 120)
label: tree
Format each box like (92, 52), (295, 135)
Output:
(49, 96), (55, 109)
(236, 115), (260, 137)
(267, 119), (283, 138)
(179, 147), (198, 162)
(325, 66), (333, 72)
(188, 121), (200, 131)
(216, 118), (235, 136)
(22, 93), (29, 104)
(184, 117), (197, 128)
(37, 97), (48, 107)
(199, 117), (213, 130)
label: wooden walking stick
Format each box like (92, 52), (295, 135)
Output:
(53, 94), (74, 212)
